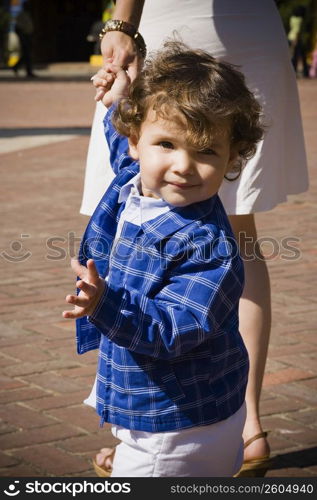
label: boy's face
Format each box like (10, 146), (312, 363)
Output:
(128, 108), (238, 208)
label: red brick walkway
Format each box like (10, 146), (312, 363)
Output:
(0, 72), (316, 477)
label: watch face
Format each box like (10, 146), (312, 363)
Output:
(107, 20), (119, 29)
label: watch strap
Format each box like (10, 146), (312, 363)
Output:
(99, 19), (147, 58)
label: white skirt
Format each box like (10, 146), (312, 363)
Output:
(80, 0), (308, 216)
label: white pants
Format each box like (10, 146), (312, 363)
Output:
(110, 403), (246, 477)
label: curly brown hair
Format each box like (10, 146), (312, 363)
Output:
(113, 40), (264, 163)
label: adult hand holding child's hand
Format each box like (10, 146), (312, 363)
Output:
(92, 62), (130, 107)
(63, 259), (105, 319)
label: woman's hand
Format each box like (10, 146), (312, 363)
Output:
(94, 31), (143, 103)
(101, 31), (143, 81)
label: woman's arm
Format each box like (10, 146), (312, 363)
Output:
(100, 0), (145, 81)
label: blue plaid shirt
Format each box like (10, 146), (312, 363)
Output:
(76, 106), (249, 432)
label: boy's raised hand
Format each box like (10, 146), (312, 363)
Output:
(63, 259), (105, 320)
(92, 62), (130, 107)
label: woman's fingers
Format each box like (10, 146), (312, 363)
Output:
(91, 66), (115, 80)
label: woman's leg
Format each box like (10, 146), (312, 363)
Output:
(95, 447), (116, 470)
(229, 214), (271, 460)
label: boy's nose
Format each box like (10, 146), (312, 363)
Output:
(172, 152), (195, 175)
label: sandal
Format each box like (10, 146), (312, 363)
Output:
(92, 447), (115, 477)
(234, 431), (272, 477)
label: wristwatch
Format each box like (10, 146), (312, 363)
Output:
(99, 19), (147, 58)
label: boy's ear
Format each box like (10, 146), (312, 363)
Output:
(230, 145), (240, 163)
(224, 147), (242, 180)
(128, 134), (139, 160)
(226, 146), (240, 172)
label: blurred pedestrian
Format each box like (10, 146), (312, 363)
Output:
(288, 5), (309, 77)
(86, 19), (104, 56)
(0, 6), (10, 66)
(12, 0), (36, 77)
(309, 35), (317, 78)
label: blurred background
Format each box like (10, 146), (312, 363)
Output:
(0, 0), (316, 74)
(0, 0), (114, 68)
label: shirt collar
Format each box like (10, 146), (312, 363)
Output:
(118, 173), (141, 203)
(118, 173), (171, 224)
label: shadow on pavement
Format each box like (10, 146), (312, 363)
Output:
(0, 75), (93, 82)
(0, 127), (91, 137)
(271, 446), (317, 470)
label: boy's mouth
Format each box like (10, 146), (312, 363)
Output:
(168, 182), (196, 190)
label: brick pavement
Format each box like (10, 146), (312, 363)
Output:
(0, 69), (316, 477)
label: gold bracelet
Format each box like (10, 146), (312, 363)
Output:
(99, 19), (147, 58)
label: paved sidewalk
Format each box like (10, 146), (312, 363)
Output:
(0, 62), (96, 82)
(0, 69), (316, 477)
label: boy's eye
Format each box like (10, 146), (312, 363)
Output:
(198, 148), (216, 156)
(159, 141), (174, 150)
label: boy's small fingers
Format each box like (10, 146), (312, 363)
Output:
(63, 308), (76, 319)
(92, 76), (110, 88)
(92, 78), (105, 88)
(66, 294), (90, 308)
(87, 259), (100, 283)
(65, 294), (76, 304)
(70, 258), (83, 276)
(62, 310), (73, 319)
(76, 280), (96, 296)
(95, 89), (105, 101)
(63, 310), (82, 320)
